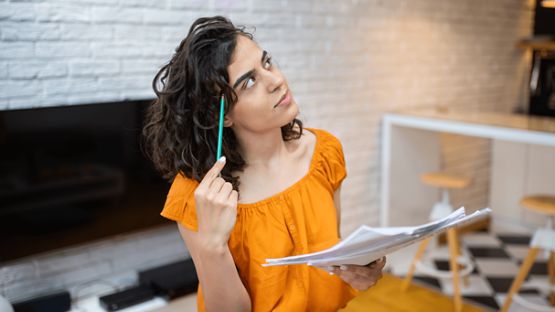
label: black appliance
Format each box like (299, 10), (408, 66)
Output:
(0, 99), (170, 263)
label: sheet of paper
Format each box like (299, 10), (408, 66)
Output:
(263, 207), (491, 267)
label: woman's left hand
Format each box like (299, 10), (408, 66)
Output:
(326, 257), (386, 291)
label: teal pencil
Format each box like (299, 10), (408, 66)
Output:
(216, 95), (224, 160)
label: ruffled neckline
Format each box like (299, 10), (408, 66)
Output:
(236, 127), (321, 209)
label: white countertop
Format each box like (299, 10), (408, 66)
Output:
(383, 108), (555, 146)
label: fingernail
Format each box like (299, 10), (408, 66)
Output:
(328, 271), (334, 275)
(218, 156), (226, 162)
(340, 265), (348, 271)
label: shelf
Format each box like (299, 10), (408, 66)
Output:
(517, 37), (555, 51)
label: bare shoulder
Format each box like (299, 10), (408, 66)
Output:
(289, 124), (317, 161)
(303, 127), (317, 155)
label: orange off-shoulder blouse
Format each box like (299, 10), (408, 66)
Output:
(160, 127), (358, 311)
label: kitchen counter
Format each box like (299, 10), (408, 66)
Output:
(382, 108), (555, 147)
(380, 108), (555, 227)
(391, 108), (555, 134)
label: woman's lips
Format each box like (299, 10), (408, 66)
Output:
(274, 90), (291, 108)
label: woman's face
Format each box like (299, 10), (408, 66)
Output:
(225, 35), (299, 133)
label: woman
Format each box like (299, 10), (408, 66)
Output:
(142, 16), (385, 312)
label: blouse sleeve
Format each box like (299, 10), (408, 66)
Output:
(160, 173), (199, 231)
(319, 129), (347, 192)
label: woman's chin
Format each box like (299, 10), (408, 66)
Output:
(285, 102), (299, 119)
(281, 103), (300, 126)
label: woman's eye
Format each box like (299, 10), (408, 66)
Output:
(243, 57), (272, 90)
(264, 57), (272, 69)
(245, 77), (255, 89)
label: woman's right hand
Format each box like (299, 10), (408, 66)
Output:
(193, 156), (238, 250)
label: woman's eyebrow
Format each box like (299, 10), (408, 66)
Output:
(232, 50), (268, 89)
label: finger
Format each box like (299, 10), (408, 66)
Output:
(310, 264), (340, 275)
(339, 265), (371, 277)
(229, 189), (239, 203)
(334, 269), (380, 290)
(341, 264), (384, 281)
(327, 265), (340, 275)
(374, 257), (387, 269)
(368, 257), (386, 269)
(331, 265), (356, 278)
(367, 257), (382, 266)
(208, 177), (226, 195)
(198, 156), (226, 189)
(215, 182), (233, 201)
(333, 267), (358, 280)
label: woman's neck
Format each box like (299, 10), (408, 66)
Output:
(233, 127), (294, 170)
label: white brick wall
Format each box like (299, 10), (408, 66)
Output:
(0, 225), (188, 302)
(0, 0), (534, 303)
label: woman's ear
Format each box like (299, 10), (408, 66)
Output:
(224, 115), (233, 127)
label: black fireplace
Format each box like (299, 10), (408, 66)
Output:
(0, 100), (171, 263)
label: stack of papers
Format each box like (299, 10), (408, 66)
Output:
(263, 207), (491, 267)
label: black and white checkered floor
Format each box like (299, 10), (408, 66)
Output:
(389, 228), (555, 311)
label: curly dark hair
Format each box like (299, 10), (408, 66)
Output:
(142, 16), (303, 192)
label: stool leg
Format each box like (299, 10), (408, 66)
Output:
(549, 252), (555, 306)
(402, 238), (431, 291)
(447, 228), (462, 312)
(500, 247), (540, 312)
(453, 233), (470, 287)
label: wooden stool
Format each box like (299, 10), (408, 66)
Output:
(501, 195), (555, 312)
(402, 172), (472, 312)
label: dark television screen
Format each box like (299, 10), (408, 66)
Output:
(0, 100), (171, 263)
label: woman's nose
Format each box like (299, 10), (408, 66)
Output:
(263, 69), (284, 92)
